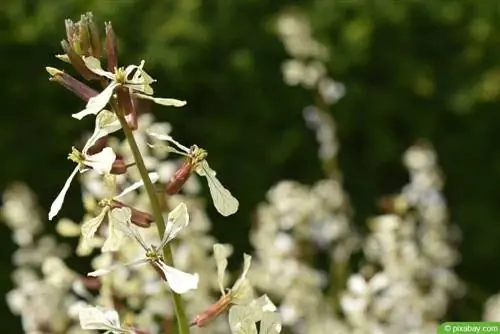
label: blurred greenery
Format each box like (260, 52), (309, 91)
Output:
(2, 0), (500, 331)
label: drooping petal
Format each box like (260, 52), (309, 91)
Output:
(87, 258), (148, 277)
(135, 93), (186, 107)
(81, 207), (109, 240)
(213, 243), (233, 295)
(48, 165), (80, 220)
(114, 172), (160, 200)
(160, 202), (189, 247)
(197, 161), (239, 216)
(84, 147), (116, 174)
(156, 261), (199, 294)
(72, 82), (118, 119)
(101, 207), (131, 252)
(146, 130), (190, 153)
(83, 110), (121, 153)
(82, 56), (115, 79)
(232, 253), (252, 291)
(79, 305), (122, 330)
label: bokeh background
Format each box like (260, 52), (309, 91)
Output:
(2, 0), (500, 332)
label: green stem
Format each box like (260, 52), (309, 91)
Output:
(116, 111), (190, 334)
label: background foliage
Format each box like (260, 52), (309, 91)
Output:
(2, 0), (500, 331)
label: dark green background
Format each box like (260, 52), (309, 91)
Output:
(2, 0), (500, 331)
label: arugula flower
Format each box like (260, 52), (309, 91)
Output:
(88, 203), (199, 294)
(72, 57), (186, 120)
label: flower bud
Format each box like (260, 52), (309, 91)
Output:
(166, 160), (194, 195)
(116, 87), (138, 130)
(65, 13), (101, 58)
(111, 201), (153, 227)
(87, 13), (102, 59)
(61, 40), (99, 81)
(110, 156), (128, 175)
(85, 136), (108, 156)
(105, 22), (118, 72)
(46, 67), (98, 101)
(77, 14), (91, 56)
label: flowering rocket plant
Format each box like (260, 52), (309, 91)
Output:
(34, 12), (279, 334)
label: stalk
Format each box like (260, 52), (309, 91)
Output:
(116, 110), (190, 334)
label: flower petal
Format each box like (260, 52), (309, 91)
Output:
(83, 110), (121, 153)
(156, 261), (199, 294)
(259, 311), (282, 334)
(84, 147), (116, 174)
(72, 82), (118, 120)
(82, 57), (115, 79)
(48, 166), (80, 220)
(114, 172), (160, 200)
(88, 258), (147, 277)
(213, 243), (233, 295)
(79, 305), (121, 330)
(228, 305), (258, 334)
(232, 253), (252, 291)
(160, 203), (189, 247)
(135, 93), (186, 107)
(146, 130), (190, 153)
(197, 161), (239, 216)
(81, 207), (108, 240)
(102, 207), (132, 252)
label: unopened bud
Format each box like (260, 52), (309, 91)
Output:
(111, 200), (153, 227)
(116, 87), (138, 130)
(46, 67), (98, 101)
(87, 12), (102, 58)
(105, 22), (118, 72)
(110, 157), (128, 175)
(78, 14), (91, 56)
(166, 161), (194, 195)
(84, 136), (108, 156)
(61, 40), (99, 81)
(190, 295), (231, 327)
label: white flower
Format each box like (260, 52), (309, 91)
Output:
(147, 131), (239, 216)
(88, 203), (199, 294)
(72, 57), (186, 120)
(79, 305), (133, 333)
(48, 146), (116, 221)
(80, 172), (159, 252)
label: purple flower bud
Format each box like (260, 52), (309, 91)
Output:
(61, 40), (99, 81)
(105, 22), (118, 72)
(46, 67), (98, 101)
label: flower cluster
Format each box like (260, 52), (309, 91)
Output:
(3, 12), (281, 334)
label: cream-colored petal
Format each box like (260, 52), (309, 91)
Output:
(156, 261), (199, 294)
(198, 161), (239, 216)
(84, 147), (116, 174)
(72, 82), (118, 120)
(213, 243), (233, 295)
(48, 165), (80, 220)
(81, 207), (108, 240)
(82, 57), (115, 79)
(135, 93), (186, 107)
(160, 203), (189, 247)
